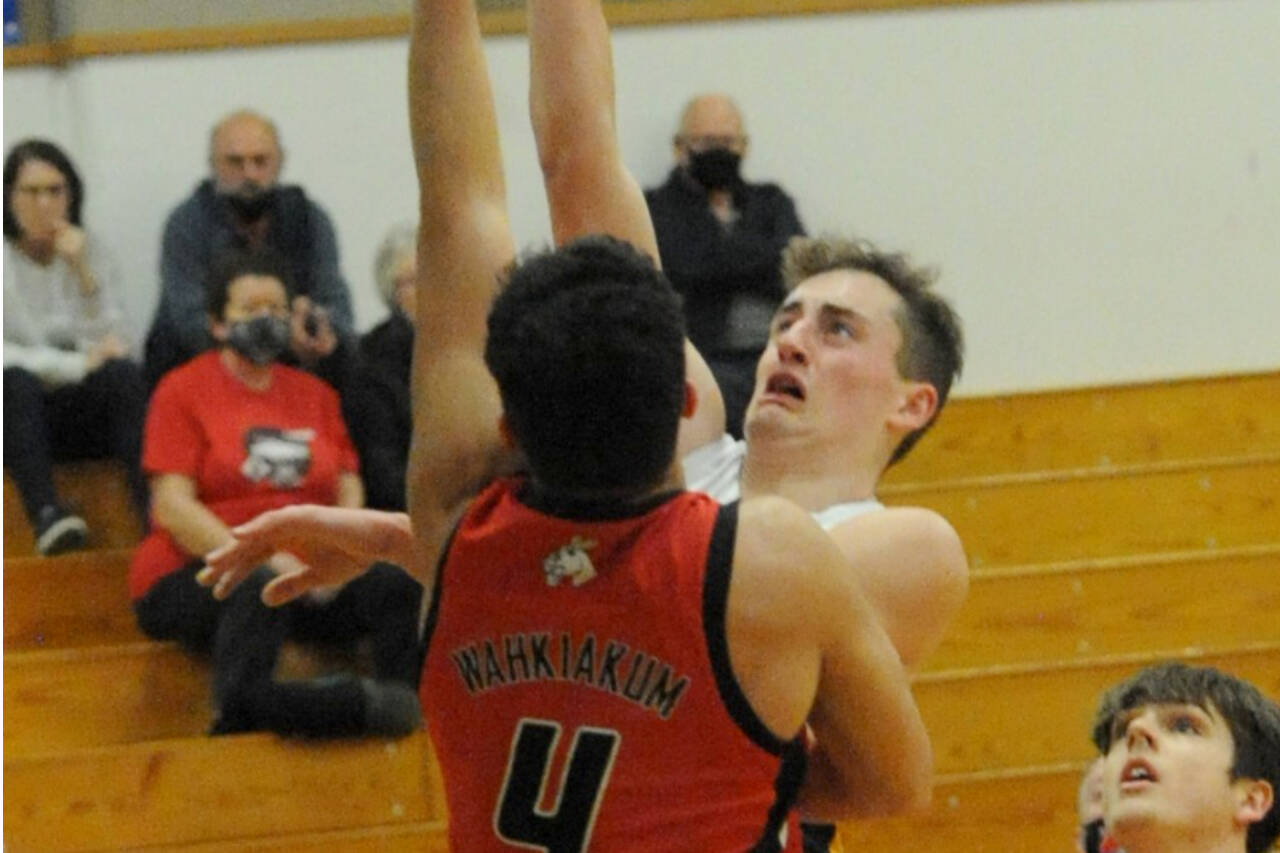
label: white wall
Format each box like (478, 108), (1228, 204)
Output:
(5, 0), (1278, 395)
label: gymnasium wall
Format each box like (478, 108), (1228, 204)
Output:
(4, 0), (1278, 395)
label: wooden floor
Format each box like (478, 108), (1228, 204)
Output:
(4, 369), (1278, 852)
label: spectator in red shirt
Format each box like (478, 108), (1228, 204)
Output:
(131, 248), (421, 738)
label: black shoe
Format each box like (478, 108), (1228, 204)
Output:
(34, 504), (89, 556)
(360, 679), (422, 737)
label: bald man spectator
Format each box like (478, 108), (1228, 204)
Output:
(645, 93), (805, 437)
(143, 109), (354, 388)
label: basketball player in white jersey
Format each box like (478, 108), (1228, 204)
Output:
(206, 0), (965, 842)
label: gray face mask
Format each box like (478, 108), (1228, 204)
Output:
(225, 314), (290, 365)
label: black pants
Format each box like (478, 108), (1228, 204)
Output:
(134, 560), (423, 735)
(3, 359), (148, 523)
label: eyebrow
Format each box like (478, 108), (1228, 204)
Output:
(774, 299), (866, 326)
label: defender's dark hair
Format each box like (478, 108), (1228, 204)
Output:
(1091, 661), (1280, 853)
(484, 235), (686, 496)
(205, 248), (296, 321)
(4, 139), (84, 239)
(782, 235), (964, 466)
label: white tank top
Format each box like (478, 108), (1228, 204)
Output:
(681, 433), (883, 529)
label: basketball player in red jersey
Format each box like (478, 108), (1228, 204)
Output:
(202, 0), (931, 849)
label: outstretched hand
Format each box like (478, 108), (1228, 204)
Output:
(200, 505), (415, 606)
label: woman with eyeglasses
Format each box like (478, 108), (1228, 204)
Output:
(3, 138), (148, 555)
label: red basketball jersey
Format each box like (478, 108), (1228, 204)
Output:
(420, 478), (804, 853)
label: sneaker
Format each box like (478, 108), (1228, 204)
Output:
(360, 678), (422, 737)
(34, 504), (89, 556)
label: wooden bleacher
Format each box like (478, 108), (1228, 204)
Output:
(4, 369), (1278, 851)
(3, 459), (144, 556)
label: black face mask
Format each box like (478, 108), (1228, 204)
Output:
(687, 148), (743, 192)
(1080, 818), (1106, 853)
(222, 184), (277, 221)
(225, 314), (291, 366)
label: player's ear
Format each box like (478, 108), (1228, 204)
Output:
(681, 380), (699, 420)
(496, 414), (518, 450)
(1234, 776), (1274, 827)
(888, 381), (938, 434)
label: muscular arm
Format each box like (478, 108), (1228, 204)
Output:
(828, 507), (968, 672)
(730, 497), (933, 820)
(406, 0), (517, 586)
(527, 0), (726, 453)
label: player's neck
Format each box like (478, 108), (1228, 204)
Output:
(529, 463), (685, 509)
(740, 434), (881, 512)
(1114, 825), (1243, 853)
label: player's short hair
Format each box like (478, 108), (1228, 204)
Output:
(485, 235), (686, 496)
(1091, 661), (1280, 853)
(782, 236), (964, 465)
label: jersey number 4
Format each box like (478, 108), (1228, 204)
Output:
(494, 718), (621, 853)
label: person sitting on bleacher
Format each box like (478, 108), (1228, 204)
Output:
(339, 222), (417, 511)
(129, 247), (421, 738)
(3, 138), (149, 556)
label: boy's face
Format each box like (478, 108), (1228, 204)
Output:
(1102, 700), (1247, 847)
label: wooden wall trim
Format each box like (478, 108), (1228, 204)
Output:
(3, 0), (1040, 68)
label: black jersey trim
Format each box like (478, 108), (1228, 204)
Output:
(702, 501), (788, 757)
(418, 517), (463, 665)
(750, 738), (807, 853)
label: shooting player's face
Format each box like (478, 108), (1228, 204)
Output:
(745, 269), (908, 455)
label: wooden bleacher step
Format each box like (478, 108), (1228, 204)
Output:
(131, 821), (449, 853)
(3, 460), (143, 557)
(5, 638), (391, 758)
(838, 762), (1087, 851)
(927, 543), (1280, 670)
(918, 642), (1280, 775)
(4, 642), (212, 758)
(886, 455), (1280, 567)
(884, 370), (1280, 485)
(10, 635), (1278, 778)
(3, 548), (140, 651)
(3, 731), (442, 853)
(10, 542), (1274, 668)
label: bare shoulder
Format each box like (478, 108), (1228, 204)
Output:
(830, 506), (965, 578)
(733, 496), (854, 615)
(826, 505), (968, 669)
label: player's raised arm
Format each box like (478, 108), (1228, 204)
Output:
(526, 0), (725, 452)
(407, 0), (517, 581)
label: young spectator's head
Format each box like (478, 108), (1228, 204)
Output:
(1091, 662), (1280, 853)
(1077, 757), (1107, 853)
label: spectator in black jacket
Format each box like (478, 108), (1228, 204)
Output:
(645, 93), (805, 437)
(342, 223), (416, 511)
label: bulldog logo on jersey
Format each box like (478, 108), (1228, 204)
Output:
(542, 536), (599, 587)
